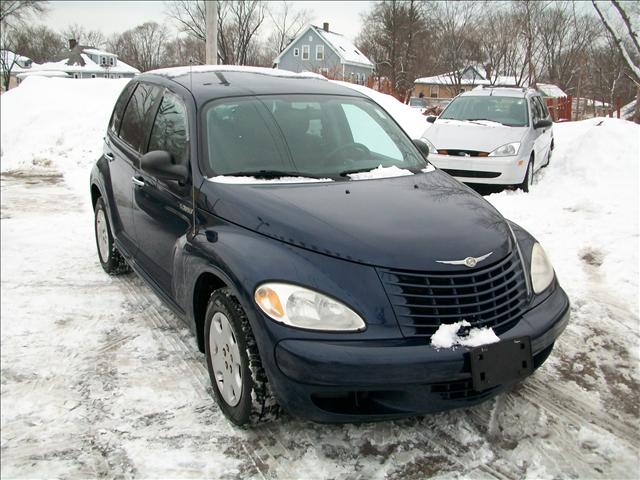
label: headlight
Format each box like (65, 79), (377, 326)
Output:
(488, 142), (520, 157)
(531, 243), (554, 294)
(421, 138), (437, 154)
(254, 283), (366, 331)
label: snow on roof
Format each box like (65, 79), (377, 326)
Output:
(0, 50), (34, 73)
(147, 64), (326, 80)
(312, 26), (374, 68)
(30, 53), (139, 75)
(415, 72), (490, 86)
(83, 48), (116, 57)
(537, 83), (567, 98)
(16, 70), (70, 79)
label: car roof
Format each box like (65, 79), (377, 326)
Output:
(138, 66), (367, 106)
(458, 87), (538, 99)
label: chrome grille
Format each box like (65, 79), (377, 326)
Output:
(378, 252), (529, 338)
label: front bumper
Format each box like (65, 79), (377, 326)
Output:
(429, 153), (528, 185)
(266, 285), (569, 422)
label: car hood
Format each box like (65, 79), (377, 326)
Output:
(425, 120), (527, 152)
(200, 171), (513, 271)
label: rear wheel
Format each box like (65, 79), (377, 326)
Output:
(204, 288), (280, 426)
(94, 197), (130, 275)
(519, 158), (533, 193)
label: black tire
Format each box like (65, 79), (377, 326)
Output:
(519, 158), (533, 193)
(204, 288), (280, 426)
(94, 197), (131, 275)
(544, 139), (554, 167)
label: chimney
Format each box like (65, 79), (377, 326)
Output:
(69, 38), (77, 50)
(323, 22), (329, 32)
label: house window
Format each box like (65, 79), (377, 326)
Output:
(308, 36), (312, 41)
(302, 45), (309, 60)
(101, 57), (106, 65)
(109, 57), (114, 66)
(73, 73), (79, 79)
(293, 48), (299, 57)
(91, 74), (96, 78)
(429, 85), (439, 98)
(316, 45), (324, 60)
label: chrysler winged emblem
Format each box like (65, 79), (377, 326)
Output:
(436, 251), (493, 268)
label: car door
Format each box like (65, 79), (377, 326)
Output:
(110, 82), (163, 256)
(534, 96), (553, 158)
(529, 97), (545, 170)
(104, 81), (139, 257)
(132, 90), (193, 298)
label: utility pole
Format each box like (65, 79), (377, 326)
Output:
(205, 1), (218, 65)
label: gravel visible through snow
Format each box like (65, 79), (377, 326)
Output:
(1, 171), (638, 478)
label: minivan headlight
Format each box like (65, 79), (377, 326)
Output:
(254, 283), (366, 331)
(488, 142), (520, 157)
(421, 138), (437, 154)
(531, 243), (554, 294)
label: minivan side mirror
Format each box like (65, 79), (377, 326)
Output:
(140, 150), (189, 183)
(533, 119), (552, 129)
(426, 115), (437, 123)
(412, 139), (430, 159)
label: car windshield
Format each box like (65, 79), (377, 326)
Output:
(202, 95), (426, 180)
(439, 95), (529, 127)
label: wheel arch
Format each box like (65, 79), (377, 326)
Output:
(193, 270), (229, 352)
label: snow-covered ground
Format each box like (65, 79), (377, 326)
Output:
(1, 77), (639, 478)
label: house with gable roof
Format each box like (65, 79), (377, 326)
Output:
(273, 23), (374, 84)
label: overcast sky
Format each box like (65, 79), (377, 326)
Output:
(44, 1), (373, 42)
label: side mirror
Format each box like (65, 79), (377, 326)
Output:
(140, 150), (189, 183)
(426, 115), (437, 123)
(533, 119), (552, 129)
(412, 139), (430, 159)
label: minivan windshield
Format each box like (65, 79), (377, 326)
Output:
(439, 95), (529, 127)
(203, 95), (426, 180)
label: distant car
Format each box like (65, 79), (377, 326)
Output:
(90, 69), (568, 426)
(421, 87), (554, 192)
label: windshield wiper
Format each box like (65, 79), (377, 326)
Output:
(221, 170), (321, 179)
(466, 118), (507, 125)
(338, 167), (376, 177)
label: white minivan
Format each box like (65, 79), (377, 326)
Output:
(421, 87), (554, 192)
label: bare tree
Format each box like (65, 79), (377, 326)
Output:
(431, 0), (483, 93)
(0, 0), (47, 26)
(358, 0), (433, 93)
(59, 23), (106, 48)
(11, 24), (65, 63)
(592, 0), (640, 121)
(0, 28), (19, 90)
(267, 1), (312, 58)
(163, 35), (206, 66)
(165, 0), (207, 40)
(108, 22), (169, 72)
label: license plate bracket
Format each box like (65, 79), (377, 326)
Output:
(470, 337), (533, 391)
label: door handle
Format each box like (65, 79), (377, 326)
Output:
(132, 176), (145, 187)
(104, 152), (114, 161)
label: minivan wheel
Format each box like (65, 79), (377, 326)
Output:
(204, 288), (280, 426)
(519, 159), (533, 193)
(94, 197), (130, 275)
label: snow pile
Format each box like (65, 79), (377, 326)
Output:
(486, 118), (639, 306)
(431, 321), (500, 349)
(347, 165), (414, 180)
(0, 76), (129, 195)
(331, 81), (430, 138)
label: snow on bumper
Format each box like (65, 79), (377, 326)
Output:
(429, 153), (528, 185)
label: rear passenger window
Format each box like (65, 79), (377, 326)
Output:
(119, 83), (162, 153)
(109, 81), (136, 136)
(148, 93), (189, 166)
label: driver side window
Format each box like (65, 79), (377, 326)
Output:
(341, 104), (403, 161)
(148, 92), (189, 167)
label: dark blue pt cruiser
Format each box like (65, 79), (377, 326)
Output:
(90, 67), (569, 425)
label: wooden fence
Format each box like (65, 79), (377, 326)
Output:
(545, 96), (572, 122)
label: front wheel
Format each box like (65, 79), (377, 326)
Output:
(204, 288), (280, 426)
(94, 197), (130, 275)
(519, 159), (533, 193)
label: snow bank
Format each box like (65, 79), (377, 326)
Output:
(331, 81), (430, 138)
(431, 321), (500, 349)
(0, 76), (129, 196)
(486, 117), (639, 309)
